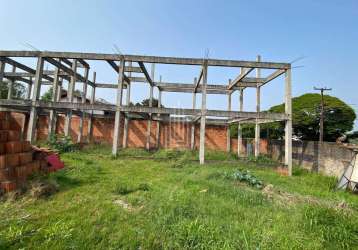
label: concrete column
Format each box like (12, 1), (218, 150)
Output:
(27, 56), (44, 143)
(123, 82), (131, 148)
(64, 60), (77, 137)
(227, 80), (232, 153)
(52, 81), (62, 136)
(87, 72), (96, 143)
(199, 62), (208, 164)
(7, 66), (16, 100)
(112, 59), (125, 155)
(77, 67), (89, 143)
(285, 68), (292, 176)
(191, 77), (197, 150)
(237, 87), (244, 157)
(146, 63), (155, 151)
(156, 86), (162, 148)
(0, 60), (5, 86)
(26, 77), (32, 100)
(48, 67), (60, 139)
(255, 55), (261, 157)
(123, 61), (132, 148)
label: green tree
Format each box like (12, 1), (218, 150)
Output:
(41, 86), (53, 102)
(133, 98), (163, 107)
(230, 93), (356, 142)
(230, 122), (284, 140)
(0, 82), (26, 99)
(270, 93), (355, 141)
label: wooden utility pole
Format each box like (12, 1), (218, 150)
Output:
(314, 87), (332, 143)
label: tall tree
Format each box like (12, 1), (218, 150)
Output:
(230, 93), (356, 142)
(270, 93), (355, 141)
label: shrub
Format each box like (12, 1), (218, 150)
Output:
(225, 169), (264, 189)
(47, 133), (78, 153)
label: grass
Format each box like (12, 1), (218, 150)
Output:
(1, 145), (358, 249)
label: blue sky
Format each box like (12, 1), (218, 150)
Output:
(1, 0), (357, 128)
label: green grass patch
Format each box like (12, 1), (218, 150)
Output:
(1, 144), (358, 249)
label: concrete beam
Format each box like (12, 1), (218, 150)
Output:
(0, 51), (291, 69)
(77, 58), (90, 68)
(3, 70), (73, 78)
(260, 69), (286, 87)
(96, 81), (257, 93)
(2, 57), (54, 82)
(0, 99), (288, 120)
(45, 57), (94, 87)
(130, 77), (264, 86)
(107, 60), (131, 84)
(138, 62), (154, 87)
(125, 66), (142, 73)
(227, 68), (254, 90)
(193, 67), (203, 93)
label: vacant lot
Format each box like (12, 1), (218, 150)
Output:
(1, 146), (358, 249)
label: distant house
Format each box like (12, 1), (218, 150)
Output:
(59, 89), (112, 116)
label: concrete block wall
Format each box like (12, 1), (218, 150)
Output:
(268, 140), (353, 177)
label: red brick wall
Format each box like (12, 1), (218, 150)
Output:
(10, 113), (270, 153)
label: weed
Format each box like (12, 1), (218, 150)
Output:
(47, 133), (78, 153)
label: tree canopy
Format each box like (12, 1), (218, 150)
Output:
(230, 93), (356, 142)
(0, 82), (26, 99)
(41, 87), (53, 102)
(132, 98), (163, 107)
(269, 93), (356, 141)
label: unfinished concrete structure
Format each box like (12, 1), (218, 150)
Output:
(0, 50), (292, 175)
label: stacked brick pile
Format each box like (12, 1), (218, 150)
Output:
(0, 113), (40, 193)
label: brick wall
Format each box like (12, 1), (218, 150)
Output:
(7, 113), (281, 156)
(10, 112), (353, 177)
(32, 114), (230, 151)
